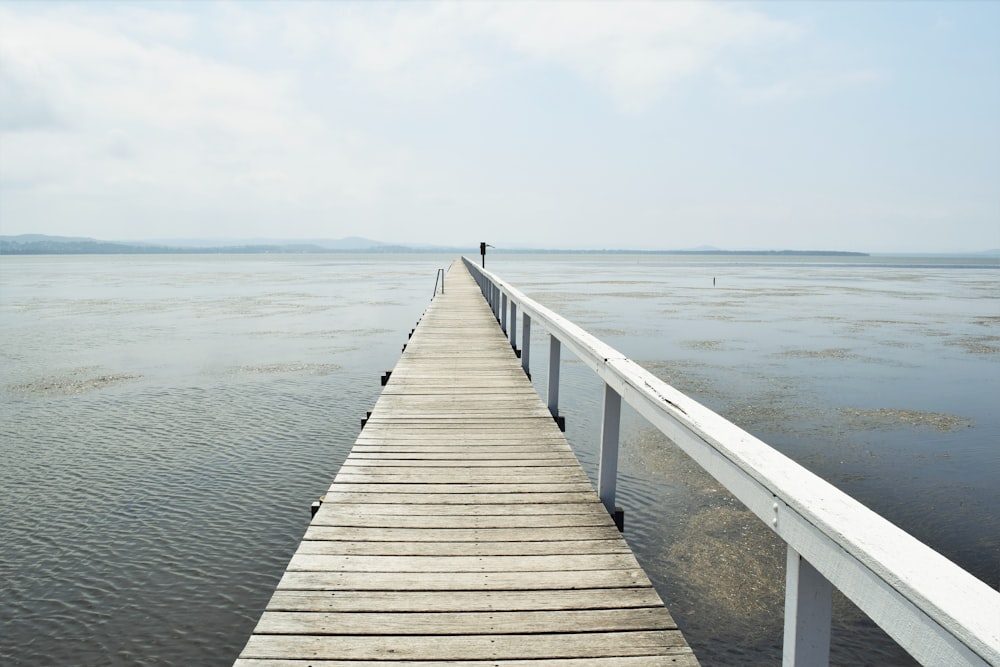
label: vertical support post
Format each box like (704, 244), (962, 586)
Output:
(501, 293), (508, 332)
(509, 301), (518, 350)
(783, 546), (832, 667)
(548, 335), (566, 431)
(547, 334), (561, 414)
(521, 314), (531, 376)
(598, 383), (621, 517)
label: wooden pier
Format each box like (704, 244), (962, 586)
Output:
(234, 260), (698, 665)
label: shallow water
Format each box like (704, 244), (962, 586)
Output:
(0, 254), (445, 666)
(1, 253), (997, 665)
(499, 253), (999, 665)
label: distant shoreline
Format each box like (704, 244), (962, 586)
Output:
(0, 245), (871, 257)
(0, 235), (871, 257)
(3, 234), (998, 258)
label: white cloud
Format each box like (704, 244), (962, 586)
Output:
(2, 2), (994, 251)
(0, 4), (417, 235)
(325, 3), (492, 102)
(308, 2), (799, 112)
(715, 66), (885, 105)
(0, 0), (805, 225)
(484, 2), (799, 113)
(1, 8), (294, 133)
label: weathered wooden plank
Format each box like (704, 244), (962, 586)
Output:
(339, 458), (583, 468)
(339, 459), (583, 468)
(349, 447), (574, 455)
(343, 454), (579, 464)
(332, 473), (588, 485)
(371, 399), (548, 408)
(325, 483), (595, 494)
(286, 553), (645, 573)
(318, 492), (604, 505)
(303, 525), (626, 543)
(235, 657), (699, 667)
(355, 427), (565, 437)
(277, 569), (653, 591)
(344, 457), (577, 465)
(352, 438), (571, 446)
(334, 472), (586, 484)
(347, 444), (575, 453)
(255, 607), (676, 635)
(379, 387), (541, 395)
(367, 410), (556, 419)
(240, 631), (690, 660)
(374, 395), (545, 404)
(310, 512), (614, 529)
(262, 588), (666, 613)
(348, 445), (574, 453)
(359, 421), (561, 430)
(359, 415), (559, 423)
(313, 502), (607, 517)
(293, 540), (633, 557)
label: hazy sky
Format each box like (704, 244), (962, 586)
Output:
(1, 1), (998, 252)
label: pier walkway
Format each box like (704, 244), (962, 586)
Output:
(234, 261), (698, 665)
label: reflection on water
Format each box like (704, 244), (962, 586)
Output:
(1, 253), (997, 666)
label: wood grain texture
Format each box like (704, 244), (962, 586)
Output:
(233, 260), (698, 665)
(235, 657), (699, 667)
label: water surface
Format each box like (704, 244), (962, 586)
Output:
(1, 253), (997, 665)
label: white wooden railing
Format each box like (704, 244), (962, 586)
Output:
(462, 257), (1000, 667)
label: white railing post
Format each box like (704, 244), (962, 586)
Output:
(547, 334), (561, 418)
(510, 301), (518, 350)
(598, 383), (621, 517)
(783, 546), (833, 667)
(521, 314), (531, 376)
(501, 292), (508, 332)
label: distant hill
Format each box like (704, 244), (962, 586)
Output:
(491, 248), (870, 257)
(4, 235), (872, 256)
(0, 234), (408, 255)
(13, 234), (998, 257)
(134, 236), (393, 250)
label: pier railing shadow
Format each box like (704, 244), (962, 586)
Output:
(463, 256), (999, 667)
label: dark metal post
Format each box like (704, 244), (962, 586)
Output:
(480, 242), (486, 268)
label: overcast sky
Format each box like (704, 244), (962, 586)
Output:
(1, 1), (998, 252)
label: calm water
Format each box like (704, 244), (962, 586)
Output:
(1, 253), (997, 666)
